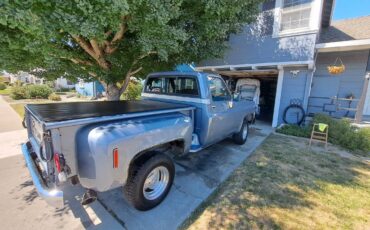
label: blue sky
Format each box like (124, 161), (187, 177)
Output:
(333, 0), (370, 20)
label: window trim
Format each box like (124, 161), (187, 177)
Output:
(144, 75), (201, 98)
(272, 0), (323, 38)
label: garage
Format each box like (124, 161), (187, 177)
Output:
(215, 68), (279, 126)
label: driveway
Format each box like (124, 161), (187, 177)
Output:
(0, 122), (272, 230)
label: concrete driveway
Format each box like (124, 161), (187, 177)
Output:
(0, 122), (272, 230)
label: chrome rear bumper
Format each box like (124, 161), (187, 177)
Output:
(21, 143), (64, 208)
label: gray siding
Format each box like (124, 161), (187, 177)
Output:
(309, 50), (370, 118)
(278, 68), (312, 124)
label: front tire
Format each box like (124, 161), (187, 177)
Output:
(124, 152), (175, 211)
(233, 119), (249, 145)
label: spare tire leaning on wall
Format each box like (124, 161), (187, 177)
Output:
(283, 99), (305, 125)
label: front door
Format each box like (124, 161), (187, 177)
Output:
(207, 76), (234, 143)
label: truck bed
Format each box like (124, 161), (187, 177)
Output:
(26, 100), (192, 123)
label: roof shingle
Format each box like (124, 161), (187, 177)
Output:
(319, 15), (370, 43)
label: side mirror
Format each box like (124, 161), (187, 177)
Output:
(232, 92), (240, 101)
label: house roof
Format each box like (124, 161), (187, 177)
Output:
(319, 15), (370, 43)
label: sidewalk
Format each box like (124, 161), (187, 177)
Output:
(0, 96), (24, 132)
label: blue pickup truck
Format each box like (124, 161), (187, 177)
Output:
(22, 71), (255, 211)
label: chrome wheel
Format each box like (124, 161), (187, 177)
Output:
(143, 166), (170, 200)
(242, 124), (248, 140)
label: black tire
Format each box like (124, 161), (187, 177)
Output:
(233, 119), (249, 145)
(124, 152), (175, 211)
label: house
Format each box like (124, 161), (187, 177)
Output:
(75, 80), (105, 97)
(54, 76), (75, 90)
(4, 71), (45, 85)
(196, 0), (370, 127)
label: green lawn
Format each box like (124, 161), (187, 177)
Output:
(185, 135), (370, 230)
(0, 87), (11, 95)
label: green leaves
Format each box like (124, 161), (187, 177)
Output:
(1, 0), (262, 93)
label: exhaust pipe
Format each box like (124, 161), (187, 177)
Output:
(81, 189), (97, 205)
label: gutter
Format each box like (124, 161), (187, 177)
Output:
(316, 39), (370, 52)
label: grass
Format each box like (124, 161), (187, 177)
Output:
(184, 135), (370, 230)
(0, 87), (11, 95)
(10, 103), (25, 118)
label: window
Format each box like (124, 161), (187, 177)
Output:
(280, 0), (312, 32)
(145, 76), (199, 96)
(208, 77), (231, 101)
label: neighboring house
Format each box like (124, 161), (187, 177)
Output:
(55, 76), (75, 90)
(196, 0), (370, 127)
(75, 80), (105, 97)
(5, 71), (45, 85)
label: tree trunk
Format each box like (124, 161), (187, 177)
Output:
(106, 83), (121, 101)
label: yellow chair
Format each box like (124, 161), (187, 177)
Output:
(309, 123), (329, 149)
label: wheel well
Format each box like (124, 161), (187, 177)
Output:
(128, 140), (184, 170)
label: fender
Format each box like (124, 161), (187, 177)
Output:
(76, 113), (193, 192)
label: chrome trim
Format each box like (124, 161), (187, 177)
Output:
(44, 107), (195, 129)
(142, 93), (211, 104)
(21, 144), (64, 208)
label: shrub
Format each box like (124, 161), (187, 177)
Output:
(48, 93), (62, 101)
(0, 82), (6, 90)
(10, 84), (53, 100)
(277, 114), (370, 156)
(121, 81), (142, 100)
(276, 124), (310, 138)
(26, 85), (53, 99)
(11, 86), (28, 99)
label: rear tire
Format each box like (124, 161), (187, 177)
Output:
(233, 119), (249, 145)
(124, 152), (175, 211)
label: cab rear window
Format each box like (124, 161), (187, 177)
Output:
(145, 76), (199, 97)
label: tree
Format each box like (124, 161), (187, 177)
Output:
(0, 0), (262, 100)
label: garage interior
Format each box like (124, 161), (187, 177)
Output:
(215, 69), (278, 125)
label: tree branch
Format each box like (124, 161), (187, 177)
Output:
(70, 58), (93, 66)
(104, 16), (129, 54)
(71, 35), (97, 59)
(90, 39), (103, 58)
(112, 16), (128, 43)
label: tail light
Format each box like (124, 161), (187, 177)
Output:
(113, 148), (119, 168)
(54, 153), (65, 173)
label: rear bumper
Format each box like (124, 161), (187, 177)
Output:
(21, 143), (64, 208)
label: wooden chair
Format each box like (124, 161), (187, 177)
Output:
(309, 123), (329, 149)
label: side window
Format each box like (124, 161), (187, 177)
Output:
(208, 77), (231, 101)
(145, 78), (164, 93)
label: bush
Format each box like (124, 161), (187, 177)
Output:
(0, 82), (6, 90)
(10, 84), (53, 100)
(121, 81), (142, 100)
(48, 93), (62, 101)
(277, 114), (370, 156)
(10, 86), (28, 99)
(276, 124), (311, 138)
(26, 85), (53, 99)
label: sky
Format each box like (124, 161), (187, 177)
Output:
(333, 0), (370, 20)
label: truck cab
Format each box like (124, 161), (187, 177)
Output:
(142, 71), (255, 151)
(21, 71), (255, 211)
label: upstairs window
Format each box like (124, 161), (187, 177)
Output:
(280, 0), (312, 32)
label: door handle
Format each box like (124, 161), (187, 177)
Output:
(211, 105), (216, 109)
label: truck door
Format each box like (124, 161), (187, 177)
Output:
(207, 76), (235, 142)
